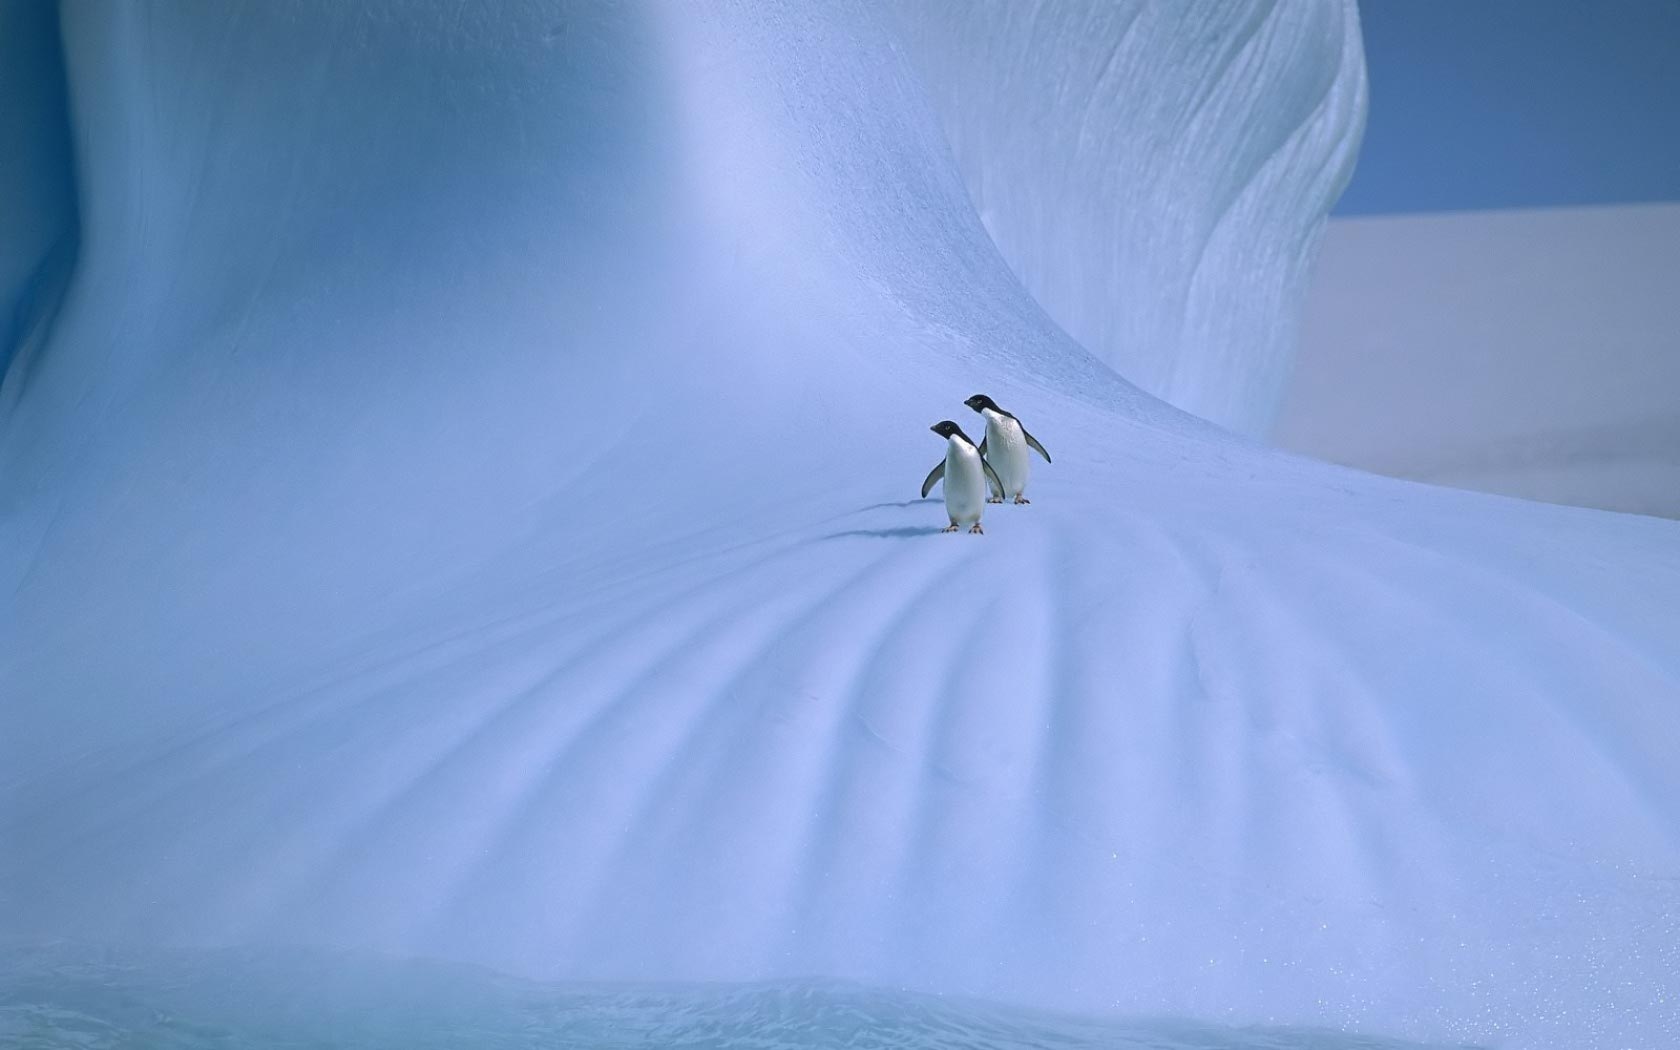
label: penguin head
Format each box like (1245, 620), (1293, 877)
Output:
(930, 420), (971, 444)
(964, 394), (999, 413)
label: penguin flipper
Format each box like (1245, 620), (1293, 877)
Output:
(1024, 429), (1052, 464)
(920, 460), (946, 499)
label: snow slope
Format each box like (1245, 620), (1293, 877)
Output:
(2, 3), (1677, 1048)
(1276, 203), (1680, 519)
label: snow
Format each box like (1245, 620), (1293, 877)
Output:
(2, 2), (1677, 1049)
(1275, 202), (1680, 519)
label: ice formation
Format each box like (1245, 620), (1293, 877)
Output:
(0, 0), (76, 394)
(0, 945), (1462, 1050)
(890, 0), (1367, 435)
(2, 2), (1677, 1048)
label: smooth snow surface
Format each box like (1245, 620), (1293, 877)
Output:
(1276, 203), (1680, 519)
(2, 3), (1678, 1049)
(890, 0), (1366, 434)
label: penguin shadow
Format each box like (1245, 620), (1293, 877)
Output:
(853, 499), (927, 513)
(820, 498), (951, 540)
(821, 525), (947, 541)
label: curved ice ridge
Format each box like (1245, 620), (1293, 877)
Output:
(1, 3), (1675, 1049)
(890, 0), (1367, 435)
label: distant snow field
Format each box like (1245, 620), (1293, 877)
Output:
(1277, 203), (1680, 519)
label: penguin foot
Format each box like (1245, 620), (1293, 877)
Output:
(942, 523), (960, 533)
(969, 523), (984, 535)
(987, 497), (1005, 504)
(1013, 495), (1031, 504)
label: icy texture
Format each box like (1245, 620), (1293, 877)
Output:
(889, 0), (1367, 435)
(1, 3), (1677, 1049)
(0, 946), (1468, 1050)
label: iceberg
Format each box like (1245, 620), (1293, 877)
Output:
(3, 2), (1676, 1047)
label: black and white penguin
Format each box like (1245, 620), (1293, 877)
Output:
(922, 420), (1003, 534)
(963, 394), (1051, 504)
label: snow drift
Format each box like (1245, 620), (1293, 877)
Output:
(2, 2), (1677, 1049)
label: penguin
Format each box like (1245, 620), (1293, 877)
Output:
(921, 420), (1003, 534)
(963, 394), (1051, 504)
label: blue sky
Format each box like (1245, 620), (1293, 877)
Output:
(1337, 0), (1680, 215)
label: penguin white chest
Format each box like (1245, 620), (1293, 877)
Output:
(943, 439), (987, 524)
(982, 410), (1031, 497)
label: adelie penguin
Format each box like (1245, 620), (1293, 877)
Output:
(964, 394), (1051, 504)
(922, 420), (1003, 534)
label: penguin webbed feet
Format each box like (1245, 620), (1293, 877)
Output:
(987, 496), (1004, 504)
(1013, 495), (1030, 504)
(969, 523), (984, 535)
(942, 523), (960, 533)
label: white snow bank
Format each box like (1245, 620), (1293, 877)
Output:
(888, 0), (1367, 435)
(1, 3), (1676, 1049)
(1276, 203), (1680, 519)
